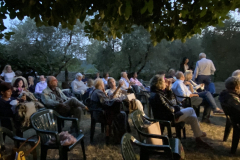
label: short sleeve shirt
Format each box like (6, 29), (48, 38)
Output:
(1, 72), (15, 83)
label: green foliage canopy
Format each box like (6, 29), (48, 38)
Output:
(1, 0), (240, 43)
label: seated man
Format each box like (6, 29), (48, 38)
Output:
(171, 71), (223, 123)
(120, 72), (134, 90)
(71, 73), (88, 95)
(219, 76), (240, 122)
(35, 75), (47, 94)
(41, 76), (88, 128)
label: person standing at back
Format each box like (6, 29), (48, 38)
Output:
(193, 53), (216, 91)
(179, 57), (190, 73)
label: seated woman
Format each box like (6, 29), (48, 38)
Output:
(106, 77), (144, 113)
(90, 78), (127, 144)
(28, 76), (35, 93)
(184, 70), (218, 96)
(149, 74), (209, 145)
(12, 78), (27, 99)
(12, 77), (39, 102)
(0, 82), (22, 137)
(219, 76), (240, 123)
(184, 70), (204, 93)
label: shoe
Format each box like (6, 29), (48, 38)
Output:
(196, 138), (213, 149)
(213, 110), (224, 115)
(202, 118), (211, 123)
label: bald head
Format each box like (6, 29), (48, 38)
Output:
(175, 71), (185, 80)
(47, 76), (58, 88)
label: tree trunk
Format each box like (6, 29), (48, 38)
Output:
(65, 67), (68, 82)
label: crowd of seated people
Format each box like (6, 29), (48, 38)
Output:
(149, 74), (209, 145)
(172, 71), (223, 123)
(89, 78), (127, 144)
(3, 62), (240, 154)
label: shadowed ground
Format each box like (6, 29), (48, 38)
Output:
(3, 82), (240, 160)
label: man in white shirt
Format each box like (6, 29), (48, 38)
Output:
(193, 53), (216, 91)
(35, 75), (47, 94)
(71, 73), (88, 95)
(120, 72), (134, 90)
(172, 71), (223, 123)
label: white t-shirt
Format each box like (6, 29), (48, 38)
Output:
(1, 72), (15, 83)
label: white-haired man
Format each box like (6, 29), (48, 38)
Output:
(172, 71), (223, 123)
(193, 53), (216, 91)
(41, 76), (88, 128)
(120, 72), (134, 90)
(71, 73), (88, 95)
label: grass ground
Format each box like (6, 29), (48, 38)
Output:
(2, 82), (240, 160)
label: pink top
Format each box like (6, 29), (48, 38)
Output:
(130, 78), (143, 86)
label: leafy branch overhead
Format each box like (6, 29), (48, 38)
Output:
(1, 0), (240, 44)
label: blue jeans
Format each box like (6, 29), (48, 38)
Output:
(208, 82), (216, 94)
(198, 91), (217, 110)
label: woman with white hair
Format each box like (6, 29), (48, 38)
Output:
(0, 65), (15, 83)
(184, 70), (204, 93)
(71, 73), (88, 95)
(28, 76), (35, 93)
(232, 70), (240, 78)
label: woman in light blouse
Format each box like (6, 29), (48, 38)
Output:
(0, 65), (15, 83)
(184, 70), (204, 93)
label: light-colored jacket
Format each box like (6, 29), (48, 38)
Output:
(193, 58), (216, 79)
(71, 79), (88, 95)
(41, 87), (68, 107)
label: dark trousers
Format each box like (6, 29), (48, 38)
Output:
(190, 96), (211, 121)
(196, 75), (211, 91)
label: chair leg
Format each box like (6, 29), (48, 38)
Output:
(59, 148), (68, 160)
(41, 146), (47, 160)
(81, 139), (87, 160)
(101, 123), (105, 133)
(223, 117), (232, 142)
(231, 126), (240, 154)
(90, 118), (96, 143)
(140, 148), (149, 160)
(223, 117), (232, 141)
(182, 127), (186, 139)
(193, 105), (200, 117)
(175, 126), (182, 140)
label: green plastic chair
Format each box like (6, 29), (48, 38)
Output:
(131, 110), (184, 160)
(121, 133), (183, 160)
(0, 127), (40, 160)
(30, 109), (86, 160)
